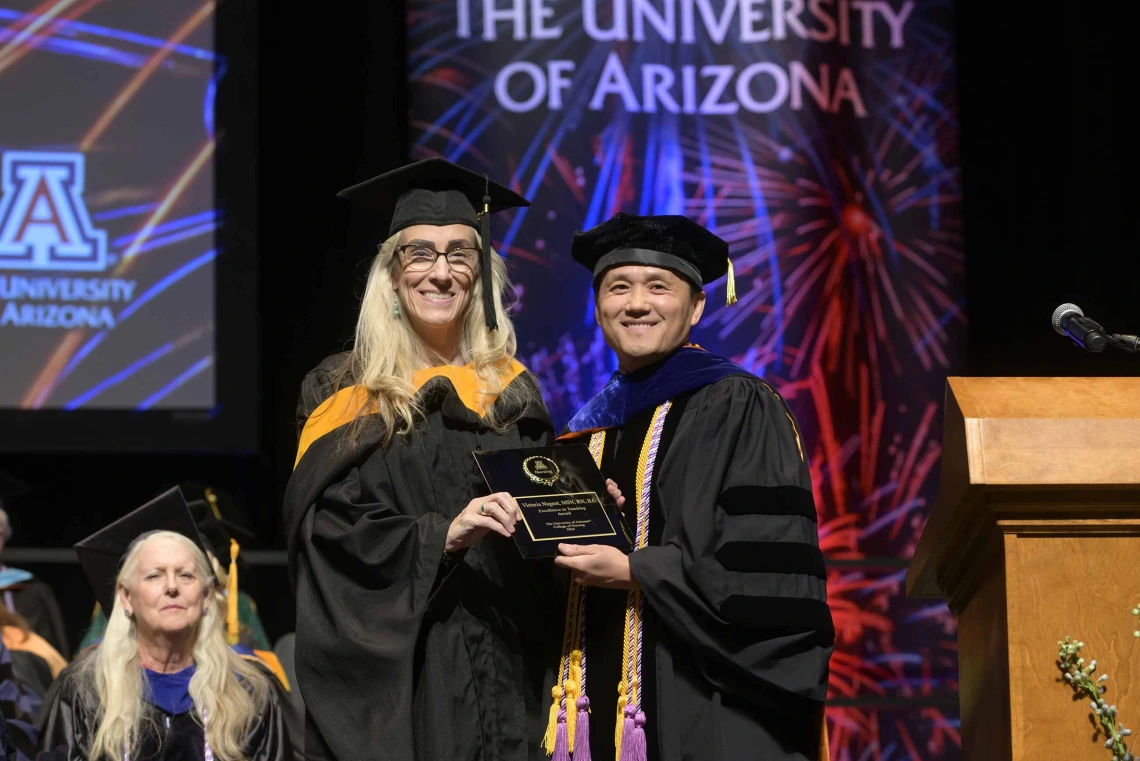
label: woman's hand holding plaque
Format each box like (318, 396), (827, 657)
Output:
(445, 492), (523, 552)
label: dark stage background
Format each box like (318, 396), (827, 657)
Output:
(1, 2), (1136, 759)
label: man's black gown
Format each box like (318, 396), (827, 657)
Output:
(572, 362), (834, 761)
(284, 356), (562, 761)
(36, 661), (291, 761)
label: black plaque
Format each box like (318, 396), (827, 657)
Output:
(472, 445), (633, 559)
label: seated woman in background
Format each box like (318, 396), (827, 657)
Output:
(78, 485), (272, 655)
(0, 604), (66, 698)
(39, 491), (291, 761)
(0, 472), (70, 656)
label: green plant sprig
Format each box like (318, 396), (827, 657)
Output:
(1058, 637), (1133, 761)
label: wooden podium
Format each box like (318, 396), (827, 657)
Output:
(907, 377), (1140, 761)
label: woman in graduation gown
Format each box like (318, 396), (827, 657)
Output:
(284, 159), (563, 761)
(38, 511), (290, 761)
(1, 482), (70, 656)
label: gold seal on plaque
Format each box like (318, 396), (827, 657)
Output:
(522, 455), (561, 487)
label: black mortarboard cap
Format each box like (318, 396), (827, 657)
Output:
(337, 157), (531, 329)
(74, 487), (213, 616)
(0, 469), (29, 508)
(337, 158), (529, 233)
(177, 483), (255, 556)
(188, 500), (231, 559)
(571, 213), (738, 305)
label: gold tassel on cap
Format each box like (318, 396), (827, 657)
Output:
(725, 258), (738, 306)
(205, 487), (223, 520)
(226, 538), (240, 645)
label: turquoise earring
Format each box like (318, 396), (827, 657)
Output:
(393, 299), (401, 319)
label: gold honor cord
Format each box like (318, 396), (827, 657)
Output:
(543, 430), (607, 756)
(544, 403), (672, 761)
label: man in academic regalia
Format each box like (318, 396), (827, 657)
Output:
(0, 471), (69, 657)
(545, 214), (833, 761)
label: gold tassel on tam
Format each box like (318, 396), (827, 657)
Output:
(725, 259), (738, 306)
(226, 538), (240, 645)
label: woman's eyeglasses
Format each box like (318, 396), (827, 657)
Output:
(397, 244), (478, 274)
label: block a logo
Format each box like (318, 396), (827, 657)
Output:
(0, 151), (108, 272)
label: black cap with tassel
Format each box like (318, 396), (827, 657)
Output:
(336, 157), (530, 330)
(477, 175), (498, 330)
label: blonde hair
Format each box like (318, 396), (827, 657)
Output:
(332, 230), (533, 444)
(80, 531), (267, 761)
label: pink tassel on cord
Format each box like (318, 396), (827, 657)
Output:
(573, 696), (592, 761)
(617, 704), (643, 761)
(552, 709), (571, 761)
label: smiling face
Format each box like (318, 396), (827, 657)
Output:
(120, 535), (208, 640)
(595, 265), (706, 373)
(396, 223), (478, 337)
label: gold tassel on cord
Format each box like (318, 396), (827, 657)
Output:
(226, 538), (240, 645)
(544, 578), (580, 755)
(725, 259), (738, 306)
(542, 685), (563, 753)
(564, 650), (582, 749)
(615, 680), (628, 753)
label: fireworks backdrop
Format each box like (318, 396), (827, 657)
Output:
(0, 1), (217, 411)
(408, 1), (965, 758)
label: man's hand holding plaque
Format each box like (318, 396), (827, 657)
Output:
(553, 543), (639, 589)
(472, 446), (634, 559)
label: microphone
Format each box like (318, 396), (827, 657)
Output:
(1111, 334), (1140, 353)
(1052, 303), (1109, 352)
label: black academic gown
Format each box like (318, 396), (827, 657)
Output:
(579, 371), (834, 761)
(36, 662), (290, 761)
(284, 355), (562, 761)
(2, 640), (39, 761)
(5, 650), (52, 700)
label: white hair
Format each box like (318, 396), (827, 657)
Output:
(79, 531), (267, 761)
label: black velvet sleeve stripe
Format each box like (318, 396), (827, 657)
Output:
(714, 541), (826, 578)
(718, 484), (817, 521)
(720, 595), (836, 637)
